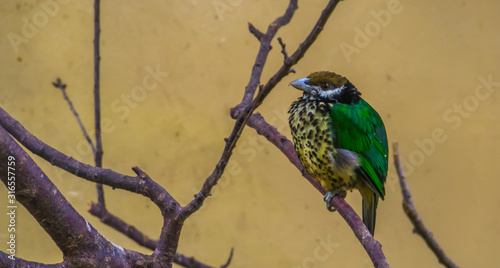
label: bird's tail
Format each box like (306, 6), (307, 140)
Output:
(362, 191), (379, 236)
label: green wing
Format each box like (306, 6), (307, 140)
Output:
(329, 99), (388, 198)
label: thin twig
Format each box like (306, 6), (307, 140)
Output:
(277, 37), (288, 60)
(248, 22), (264, 41)
(393, 142), (458, 268)
(276, 38), (295, 73)
(93, 0), (106, 208)
(220, 248), (234, 268)
(52, 78), (96, 154)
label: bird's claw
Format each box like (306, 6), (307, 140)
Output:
(323, 191), (346, 212)
(323, 192), (337, 212)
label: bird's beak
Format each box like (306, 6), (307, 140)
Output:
(289, 78), (314, 94)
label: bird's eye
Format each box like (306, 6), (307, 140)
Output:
(321, 83), (329, 90)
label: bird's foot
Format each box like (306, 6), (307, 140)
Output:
(323, 190), (346, 212)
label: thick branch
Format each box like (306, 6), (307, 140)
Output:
(0, 126), (100, 254)
(246, 112), (390, 268)
(0, 251), (62, 268)
(130, 166), (183, 264)
(0, 108), (189, 266)
(0, 125), (152, 267)
(393, 143), (458, 268)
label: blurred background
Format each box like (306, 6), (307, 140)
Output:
(1, 0), (499, 267)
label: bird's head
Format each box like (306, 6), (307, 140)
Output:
(289, 71), (361, 104)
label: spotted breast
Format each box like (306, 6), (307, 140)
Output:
(288, 99), (358, 193)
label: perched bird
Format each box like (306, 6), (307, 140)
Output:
(288, 71), (388, 235)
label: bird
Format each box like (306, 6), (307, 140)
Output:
(288, 71), (388, 235)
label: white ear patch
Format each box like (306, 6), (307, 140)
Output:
(319, 85), (345, 100)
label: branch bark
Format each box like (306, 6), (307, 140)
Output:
(93, 0), (103, 169)
(393, 143), (458, 268)
(0, 125), (152, 267)
(0, 106), (186, 266)
(93, 0), (106, 210)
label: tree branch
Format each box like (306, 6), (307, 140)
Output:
(181, 0), (300, 220)
(392, 142), (458, 268)
(0, 107), (215, 266)
(248, 22), (264, 41)
(220, 248), (234, 268)
(277, 37), (289, 62)
(88, 201), (158, 250)
(0, 106), (179, 214)
(231, 0), (299, 119)
(0, 251), (62, 268)
(93, 0), (103, 168)
(52, 78), (96, 154)
(184, 0), (340, 221)
(250, 0), (341, 110)
(0, 125), (153, 267)
(88, 202), (217, 268)
(93, 0), (106, 209)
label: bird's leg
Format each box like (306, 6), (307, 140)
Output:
(323, 190), (346, 212)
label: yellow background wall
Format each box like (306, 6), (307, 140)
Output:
(1, 0), (499, 267)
